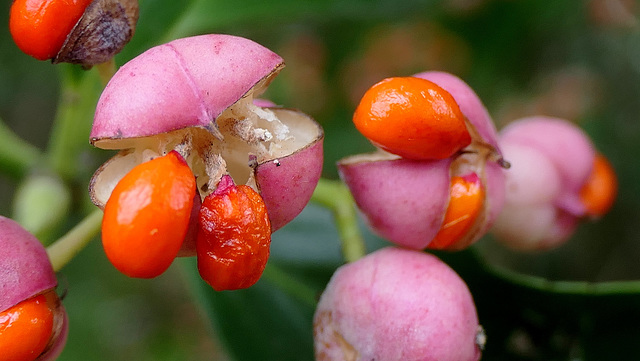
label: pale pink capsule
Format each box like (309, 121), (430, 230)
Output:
(492, 117), (597, 250)
(314, 247), (483, 361)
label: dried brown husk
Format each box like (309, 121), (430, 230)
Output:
(53, 0), (139, 66)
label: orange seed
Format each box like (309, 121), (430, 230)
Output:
(428, 174), (484, 250)
(102, 151), (196, 278)
(353, 76), (471, 160)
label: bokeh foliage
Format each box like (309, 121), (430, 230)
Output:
(1, 0), (640, 360)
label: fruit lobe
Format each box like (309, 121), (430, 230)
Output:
(0, 217), (57, 313)
(91, 34), (284, 145)
(197, 175), (272, 291)
(338, 157), (453, 250)
(429, 174), (485, 250)
(9, 0), (93, 60)
(0, 293), (54, 361)
(102, 151), (196, 278)
(580, 153), (617, 218)
(314, 247), (482, 361)
(353, 76), (471, 160)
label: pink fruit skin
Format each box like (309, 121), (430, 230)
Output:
(414, 71), (501, 155)
(492, 118), (595, 250)
(314, 247), (481, 361)
(0, 216), (57, 313)
(256, 137), (324, 232)
(499, 116), (595, 216)
(338, 158), (452, 250)
(91, 34), (284, 143)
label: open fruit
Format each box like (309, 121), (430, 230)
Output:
(89, 34), (323, 262)
(339, 72), (505, 250)
(0, 216), (68, 361)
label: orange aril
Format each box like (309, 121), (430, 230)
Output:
(9, 0), (93, 60)
(580, 153), (617, 218)
(0, 293), (55, 361)
(102, 151), (196, 278)
(428, 174), (484, 250)
(197, 175), (271, 291)
(353, 76), (471, 160)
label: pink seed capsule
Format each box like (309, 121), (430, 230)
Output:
(491, 116), (614, 251)
(314, 247), (483, 361)
(89, 35), (324, 262)
(339, 71), (505, 250)
(0, 216), (68, 361)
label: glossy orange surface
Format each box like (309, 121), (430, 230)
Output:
(197, 177), (271, 291)
(0, 293), (55, 361)
(353, 76), (471, 160)
(102, 151), (196, 278)
(580, 153), (617, 218)
(429, 174), (484, 250)
(9, 0), (93, 60)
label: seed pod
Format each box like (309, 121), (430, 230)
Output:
(314, 247), (483, 361)
(0, 216), (68, 361)
(492, 117), (617, 251)
(339, 72), (505, 250)
(89, 34), (323, 255)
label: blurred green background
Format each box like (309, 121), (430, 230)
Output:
(2, 0), (640, 360)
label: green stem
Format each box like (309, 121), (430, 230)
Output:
(95, 59), (117, 86)
(46, 209), (103, 272)
(0, 119), (43, 179)
(311, 178), (366, 263)
(47, 65), (102, 180)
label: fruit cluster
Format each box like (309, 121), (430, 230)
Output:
(314, 72), (617, 361)
(89, 34), (324, 290)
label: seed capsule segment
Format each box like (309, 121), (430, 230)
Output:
(101, 151), (196, 278)
(197, 175), (272, 291)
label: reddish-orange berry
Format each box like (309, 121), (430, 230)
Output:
(580, 153), (617, 218)
(102, 151), (196, 278)
(353, 76), (471, 160)
(428, 174), (484, 250)
(197, 175), (272, 291)
(9, 0), (94, 61)
(0, 292), (56, 361)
